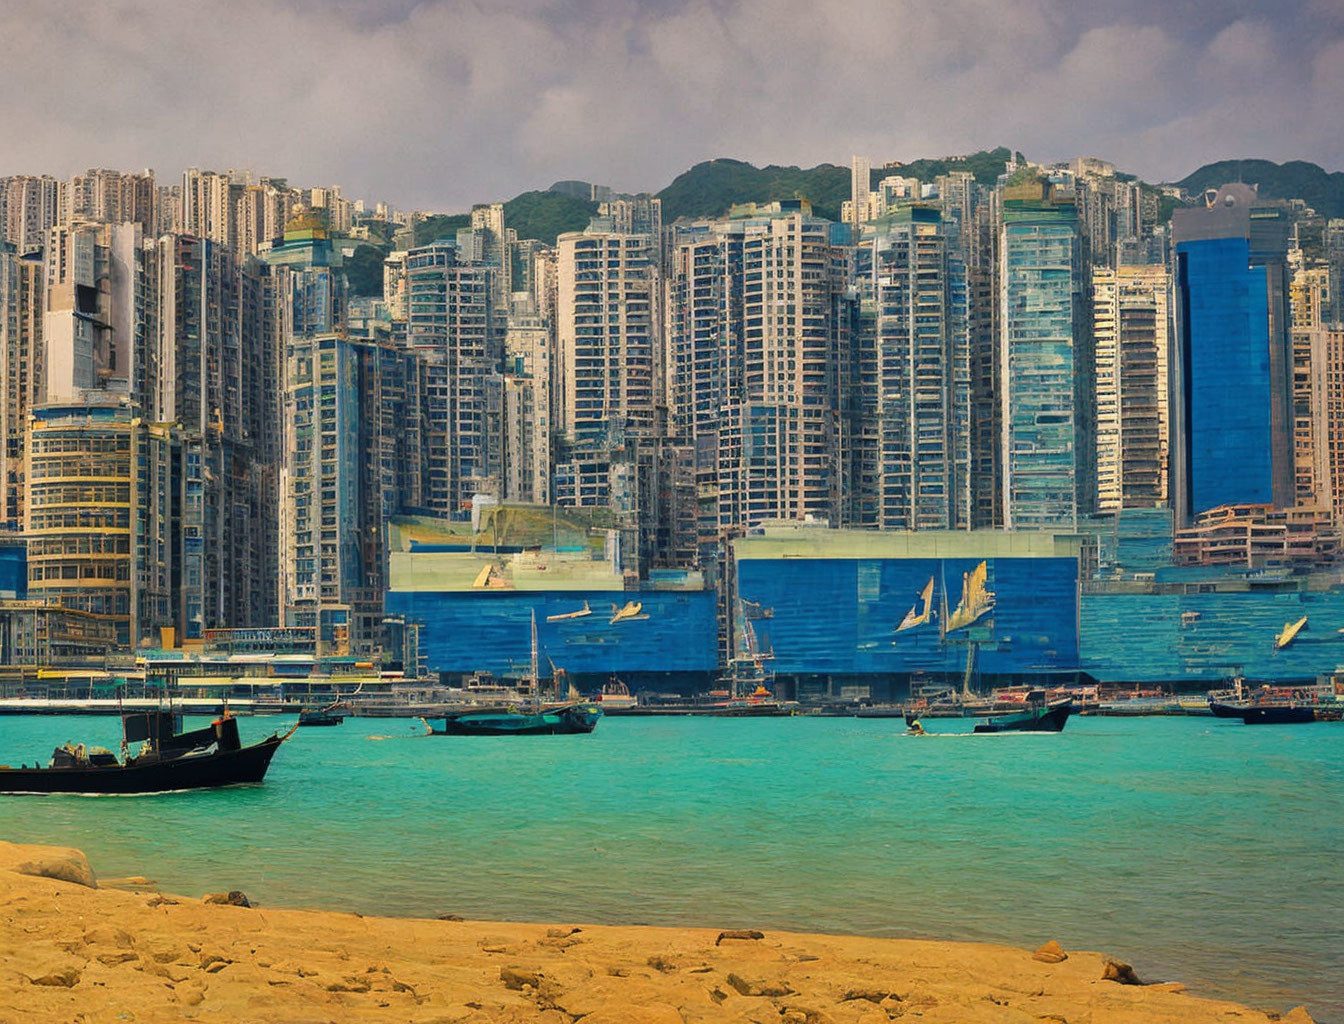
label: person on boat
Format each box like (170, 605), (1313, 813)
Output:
(908, 719), (926, 736)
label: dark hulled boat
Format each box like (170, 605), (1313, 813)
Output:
(298, 702), (350, 727)
(906, 691), (1072, 734)
(429, 701), (602, 736)
(427, 610), (602, 737)
(0, 710), (297, 795)
(971, 698), (1072, 733)
(1209, 700), (1338, 724)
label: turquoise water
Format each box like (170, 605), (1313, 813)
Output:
(1, 714), (1340, 1021)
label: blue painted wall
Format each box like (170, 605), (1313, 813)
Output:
(1081, 587), (1344, 683)
(736, 556), (1080, 676)
(385, 590), (719, 675)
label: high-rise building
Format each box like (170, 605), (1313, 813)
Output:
(1172, 184), (1294, 522)
(1, 176), (61, 252)
(1314, 327), (1344, 524)
(598, 195), (663, 240)
(967, 192), (1002, 529)
(852, 206), (970, 530)
(23, 398), (179, 647)
(68, 169), (157, 235)
(149, 234), (277, 637)
(42, 221), (147, 403)
(666, 203), (853, 535)
(405, 240), (496, 514)
(1092, 264), (1170, 513)
(556, 229), (660, 444)
(0, 246), (44, 529)
(179, 168), (250, 250)
(850, 156), (871, 229)
(279, 334), (387, 655)
(998, 178), (1091, 528)
(501, 302), (552, 504)
(1289, 258), (1336, 511)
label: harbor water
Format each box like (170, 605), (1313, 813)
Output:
(1, 713), (1340, 1021)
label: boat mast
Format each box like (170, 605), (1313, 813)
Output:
(530, 609), (540, 708)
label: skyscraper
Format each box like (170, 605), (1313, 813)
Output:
(279, 334), (387, 654)
(1172, 184), (1293, 522)
(405, 240), (496, 514)
(0, 245), (43, 529)
(1092, 264), (1170, 513)
(666, 203), (853, 535)
(23, 398), (179, 648)
(853, 206), (969, 531)
(1, 176), (61, 253)
(850, 156), (871, 229)
(998, 178), (1091, 528)
(556, 228), (660, 444)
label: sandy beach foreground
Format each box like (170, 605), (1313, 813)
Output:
(0, 841), (1315, 1024)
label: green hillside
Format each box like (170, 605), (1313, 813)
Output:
(502, 191), (599, 245)
(413, 212), (470, 246)
(879, 147), (1019, 187)
(655, 158), (851, 222)
(652, 149), (1020, 224)
(1177, 159), (1344, 219)
(344, 244), (387, 297)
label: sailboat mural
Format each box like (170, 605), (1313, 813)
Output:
(942, 560), (996, 634)
(896, 577), (935, 632)
(1274, 614), (1308, 650)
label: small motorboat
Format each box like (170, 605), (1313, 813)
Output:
(297, 701), (351, 727)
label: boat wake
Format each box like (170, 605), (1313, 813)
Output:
(367, 724), (434, 741)
(5, 782), (264, 798)
(903, 730), (1064, 739)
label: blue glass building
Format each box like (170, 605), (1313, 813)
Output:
(1171, 184), (1292, 522)
(1175, 235), (1272, 513)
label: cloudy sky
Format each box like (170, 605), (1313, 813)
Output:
(2, 0), (1342, 212)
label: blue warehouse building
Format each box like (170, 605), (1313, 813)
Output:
(387, 513), (1344, 697)
(384, 514), (719, 687)
(733, 525), (1087, 700)
(386, 589), (719, 681)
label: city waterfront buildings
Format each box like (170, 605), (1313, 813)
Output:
(1, 152), (1344, 689)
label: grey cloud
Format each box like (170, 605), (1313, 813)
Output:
(0, 0), (1339, 212)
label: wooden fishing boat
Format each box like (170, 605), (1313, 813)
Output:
(426, 611), (602, 737)
(0, 710), (296, 795)
(297, 701), (350, 727)
(906, 690), (1071, 734)
(429, 702), (602, 736)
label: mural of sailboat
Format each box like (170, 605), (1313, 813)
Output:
(609, 600), (648, 624)
(942, 560), (995, 634)
(546, 600), (592, 622)
(472, 564), (512, 589)
(1275, 614), (1307, 650)
(896, 577), (935, 632)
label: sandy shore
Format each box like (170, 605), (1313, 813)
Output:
(0, 841), (1315, 1023)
